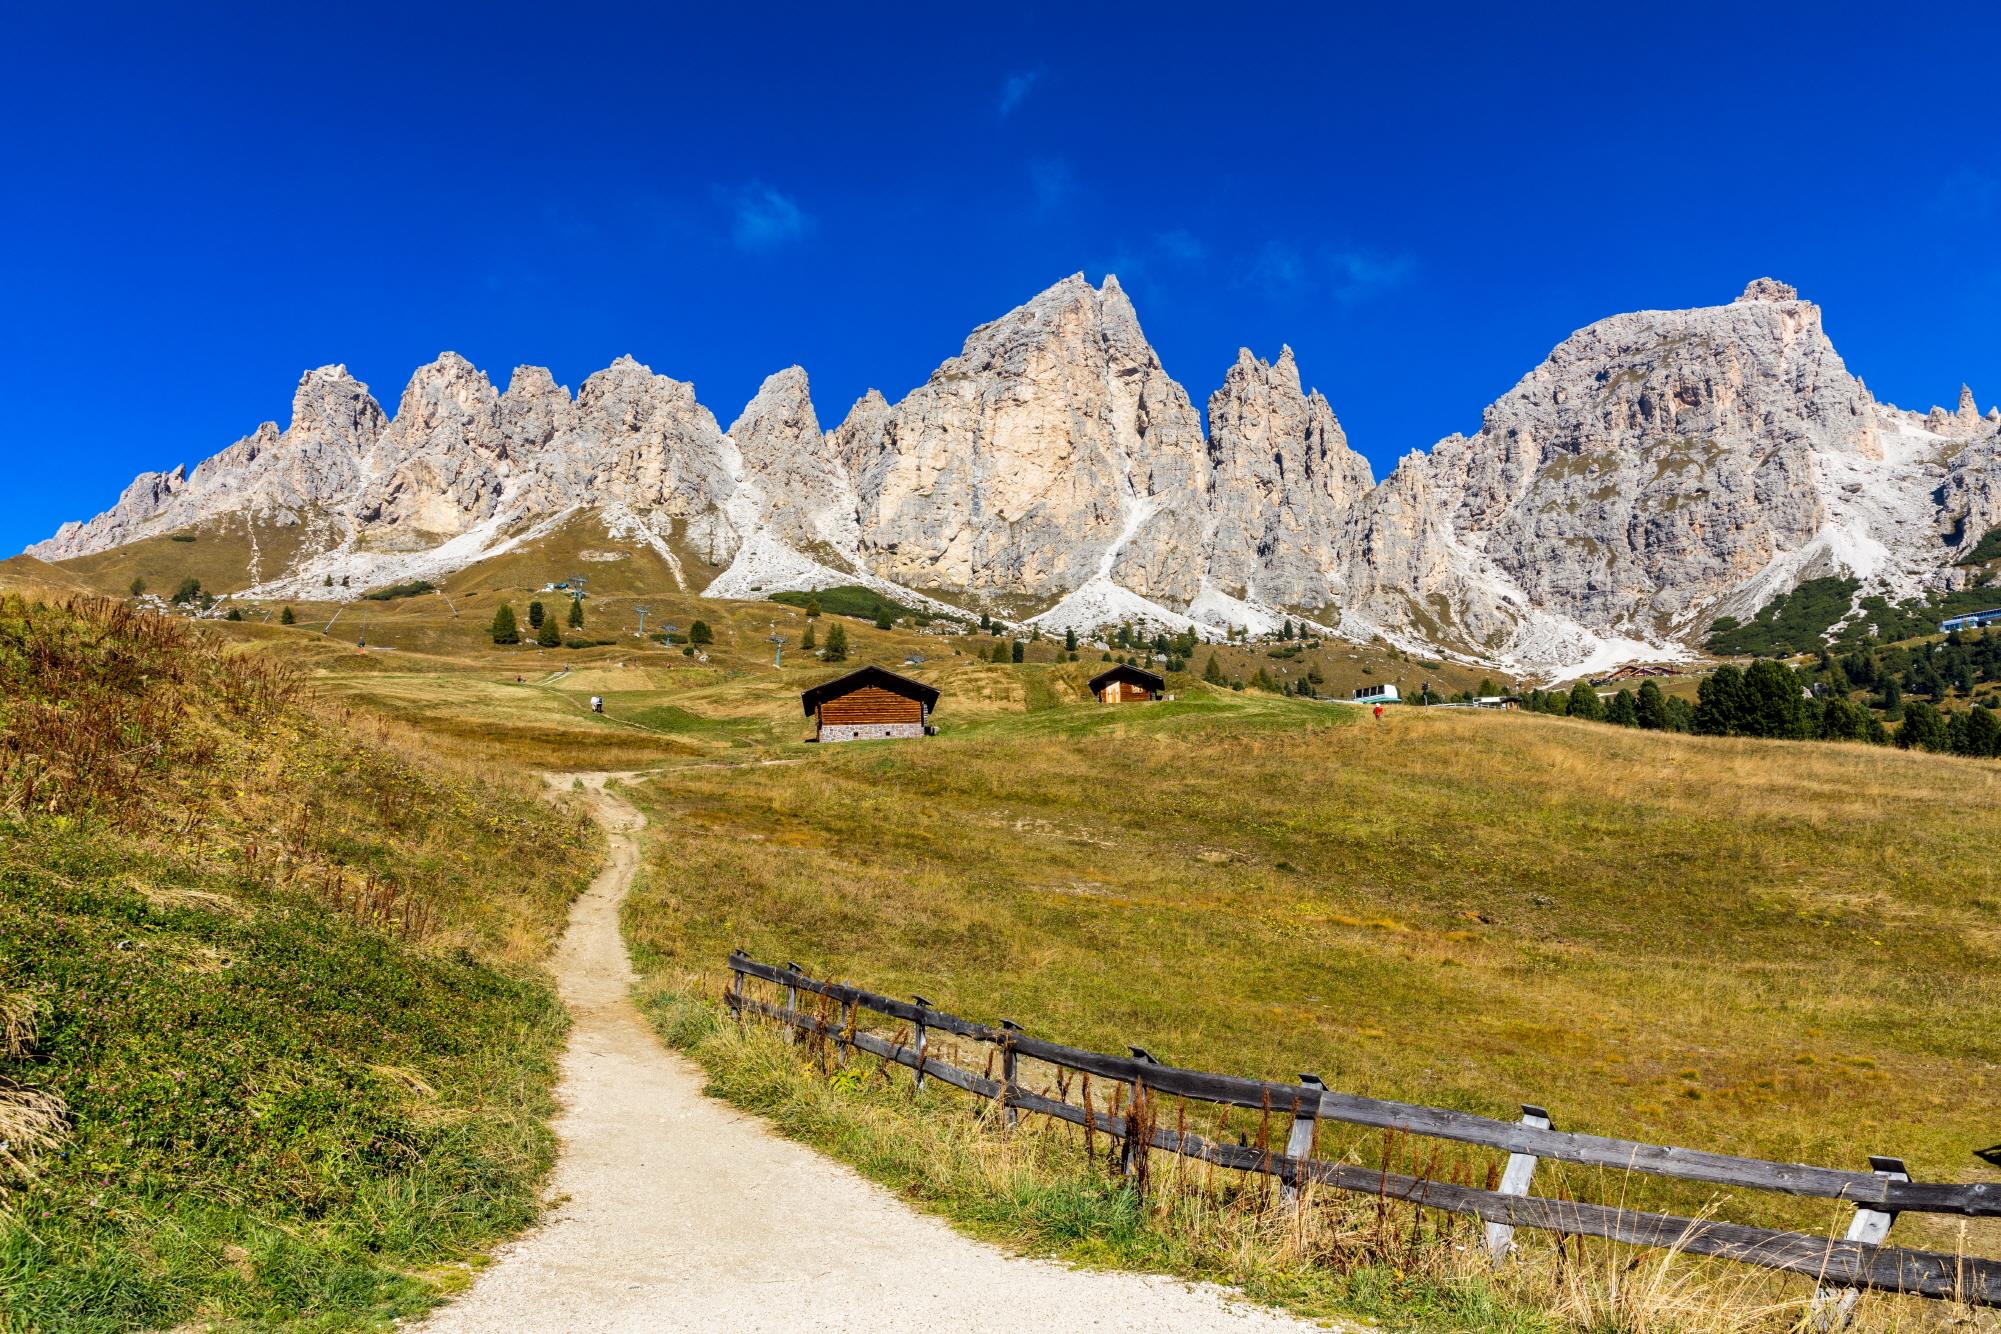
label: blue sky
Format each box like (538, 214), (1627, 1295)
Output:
(4, 2), (1998, 553)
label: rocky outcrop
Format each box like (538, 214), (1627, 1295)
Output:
(727, 367), (857, 559)
(31, 364), (385, 558)
(848, 274), (1209, 607)
(1201, 346), (1373, 608)
(30, 275), (2001, 674)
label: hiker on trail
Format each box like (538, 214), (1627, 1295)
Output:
(590, 696), (604, 714)
(1373, 703), (1384, 721)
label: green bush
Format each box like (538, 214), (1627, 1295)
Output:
(363, 580), (436, 601)
(771, 585), (919, 624)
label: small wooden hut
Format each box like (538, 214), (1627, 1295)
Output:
(1088, 663), (1164, 704)
(800, 665), (939, 742)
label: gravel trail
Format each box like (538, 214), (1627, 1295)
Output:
(412, 774), (1326, 1333)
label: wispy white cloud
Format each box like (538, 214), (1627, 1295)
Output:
(1241, 240), (1414, 304)
(1244, 241), (1308, 295)
(1153, 229), (1205, 264)
(718, 182), (813, 251)
(1327, 247), (1417, 303)
(1028, 157), (1077, 215)
(1931, 165), (2000, 220)
(998, 68), (1043, 118)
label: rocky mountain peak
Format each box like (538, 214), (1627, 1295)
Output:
(1736, 277), (1799, 303)
(30, 275), (2001, 678)
(729, 366), (819, 442)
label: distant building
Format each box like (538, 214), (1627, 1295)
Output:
(800, 665), (939, 743)
(1353, 683), (1400, 704)
(1939, 608), (2001, 634)
(1088, 663), (1164, 704)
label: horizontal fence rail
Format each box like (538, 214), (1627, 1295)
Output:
(725, 952), (2001, 1311)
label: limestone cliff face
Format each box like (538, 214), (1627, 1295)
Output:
(727, 367), (857, 559)
(1201, 345), (1373, 608)
(30, 275), (2001, 673)
(846, 274), (1209, 606)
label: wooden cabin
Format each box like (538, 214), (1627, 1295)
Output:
(800, 665), (940, 742)
(1089, 663), (1164, 704)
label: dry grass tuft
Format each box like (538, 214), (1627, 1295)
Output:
(0, 991), (67, 1189)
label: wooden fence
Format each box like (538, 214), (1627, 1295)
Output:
(724, 951), (2000, 1317)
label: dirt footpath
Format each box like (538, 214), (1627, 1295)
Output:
(411, 774), (1327, 1333)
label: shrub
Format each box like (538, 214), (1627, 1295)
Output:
(364, 580), (436, 601)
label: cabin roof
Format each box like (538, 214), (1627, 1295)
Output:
(800, 664), (941, 717)
(1087, 664), (1165, 693)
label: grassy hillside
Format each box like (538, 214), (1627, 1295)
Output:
(618, 687), (2001, 1329)
(0, 594), (596, 1332)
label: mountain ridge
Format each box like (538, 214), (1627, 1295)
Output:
(29, 275), (2001, 675)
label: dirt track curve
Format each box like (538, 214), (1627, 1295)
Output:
(411, 773), (1325, 1333)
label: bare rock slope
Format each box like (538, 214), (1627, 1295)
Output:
(31, 277), (2000, 674)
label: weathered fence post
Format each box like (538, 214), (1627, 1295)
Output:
(1123, 1047), (1161, 1181)
(727, 949), (747, 1029)
(1281, 1075), (1326, 1206)
(782, 961), (801, 1046)
(1811, 1156), (1910, 1331)
(999, 1019), (1023, 1128)
(1484, 1104), (1553, 1262)
(911, 995), (931, 1092)
(838, 994), (856, 1067)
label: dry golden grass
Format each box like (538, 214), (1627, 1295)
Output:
(621, 692), (2000, 1327)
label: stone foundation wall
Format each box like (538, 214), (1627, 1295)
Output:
(819, 722), (925, 744)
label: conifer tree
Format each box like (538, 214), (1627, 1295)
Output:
(129, 577), (146, 596)
(1202, 654), (1226, 685)
(805, 596), (821, 619)
(823, 623), (848, 662)
(1636, 679), (1669, 730)
(1566, 680), (1604, 721)
(688, 619), (713, 645)
(568, 598), (584, 629)
(528, 600), (545, 628)
(279, 606), (295, 626)
(800, 623), (816, 650)
(1010, 639), (1024, 663)
(489, 603), (519, 644)
(1694, 664), (1747, 735)
(1064, 627), (1077, 652)
(537, 615), (561, 647)
(1606, 688), (1639, 727)
(874, 609), (893, 630)
(1897, 701), (1950, 752)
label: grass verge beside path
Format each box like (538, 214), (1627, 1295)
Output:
(0, 595), (598, 1331)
